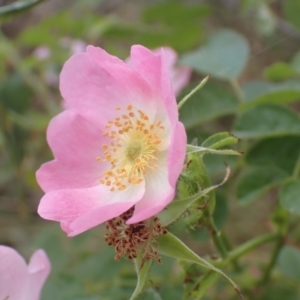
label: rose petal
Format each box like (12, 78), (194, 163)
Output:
(0, 246), (29, 300)
(167, 122), (187, 186)
(130, 45), (178, 126)
(36, 110), (107, 192)
(38, 182), (145, 236)
(87, 45), (127, 66)
(60, 51), (158, 127)
(156, 47), (191, 95)
(27, 250), (51, 300)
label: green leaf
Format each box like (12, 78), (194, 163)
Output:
(179, 82), (238, 129)
(233, 104), (300, 139)
(280, 180), (300, 215)
(236, 166), (289, 204)
(240, 80), (300, 111)
(263, 62), (298, 81)
(283, 0), (300, 29)
(156, 232), (244, 299)
(246, 136), (300, 174)
(201, 132), (239, 149)
(277, 245), (300, 280)
(130, 256), (152, 300)
(0, 0), (44, 22)
(181, 29), (249, 80)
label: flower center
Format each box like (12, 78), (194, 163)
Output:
(97, 105), (165, 192)
(126, 141), (142, 162)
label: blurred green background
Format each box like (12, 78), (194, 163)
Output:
(1, 0), (300, 299)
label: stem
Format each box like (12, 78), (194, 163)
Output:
(228, 233), (278, 262)
(220, 231), (242, 272)
(259, 234), (284, 284)
(229, 78), (245, 102)
(193, 233), (278, 299)
(206, 214), (228, 259)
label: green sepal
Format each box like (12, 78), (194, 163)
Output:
(187, 145), (242, 156)
(178, 76), (209, 110)
(158, 167), (229, 227)
(156, 232), (244, 299)
(130, 253), (153, 300)
(201, 132), (239, 149)
(187, 131), (241, 156)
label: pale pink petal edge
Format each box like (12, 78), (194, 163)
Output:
(27, 250), (51, 300)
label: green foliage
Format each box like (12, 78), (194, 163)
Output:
(181, 29), (249, 80)
(280, 180), (300, 215)
(233, 104), (300, 138)
(263, 62), (299, 81)
(277, 246), (300, 280)
(283, 0), (300, 29)
(237, 166), (289, 204)
(245, 136), (300, 174)
(103, 1), (210, 52)
(240, 80), (300, 110)
(179, 82), (238, 129)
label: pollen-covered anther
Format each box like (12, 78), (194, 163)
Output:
(97, 105), (165, 191)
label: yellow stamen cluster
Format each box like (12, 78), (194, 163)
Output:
(97, 105), (165, 191)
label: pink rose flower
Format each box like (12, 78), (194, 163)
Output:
(36, 45), (187, 236)
(0, 246), (51, 300)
